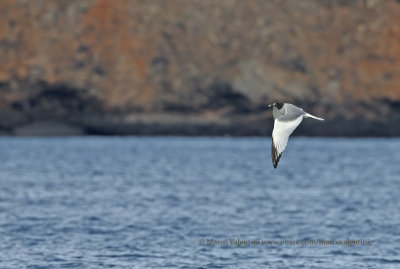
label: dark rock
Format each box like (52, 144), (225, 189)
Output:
(14, 121), (84, 136)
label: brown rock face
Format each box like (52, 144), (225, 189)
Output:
(1, 0), (400, 136)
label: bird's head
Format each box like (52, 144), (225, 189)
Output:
(267, 102), (284, 109)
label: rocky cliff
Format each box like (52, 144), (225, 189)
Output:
(1, 0), (400, 136)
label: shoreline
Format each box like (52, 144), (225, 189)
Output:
(1, 119), (399, 137)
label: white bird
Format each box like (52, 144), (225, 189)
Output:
(267, 102), (324, 168)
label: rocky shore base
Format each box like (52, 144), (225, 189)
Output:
(1, 113), (398, 137)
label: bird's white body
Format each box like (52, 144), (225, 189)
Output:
(272, 115), (304, 162)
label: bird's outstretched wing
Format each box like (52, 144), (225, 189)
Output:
(271, 115), (303, 168)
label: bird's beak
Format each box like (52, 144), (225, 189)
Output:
(267, 104), (272, 109)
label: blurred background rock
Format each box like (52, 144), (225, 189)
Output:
(0, 0), (399, 136)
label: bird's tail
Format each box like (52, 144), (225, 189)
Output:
(304, 113), (324, 121)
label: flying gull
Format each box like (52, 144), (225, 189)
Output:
(267, 102), (324, 168)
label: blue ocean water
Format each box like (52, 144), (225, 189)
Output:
(0, 137), (399, 268)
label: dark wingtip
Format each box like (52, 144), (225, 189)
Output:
(271, 139), (282, 169)
(272, 155), (281, 168)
